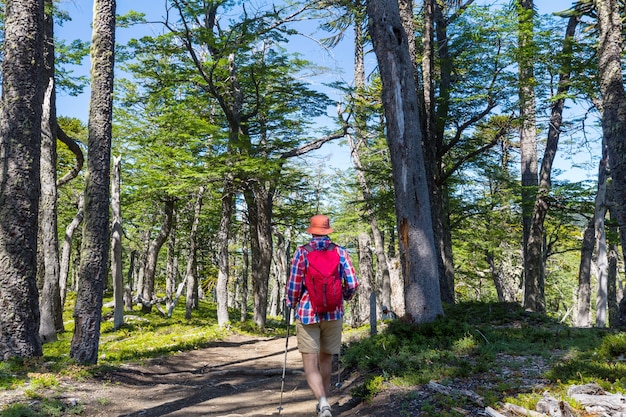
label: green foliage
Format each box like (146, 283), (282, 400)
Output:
(0, 404), (40, 417)
(342, 302), (617, 414)
(547, 332), (626, 390)
(351, 374), (384, 402)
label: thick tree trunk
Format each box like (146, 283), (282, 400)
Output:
(140, 199), (175, 313)
(367, 0), (443, 324)
(71, 0), (116, 365)
(595, 0), (626, 308)
(111, 156), (124, 330)
(0, 0), (45, 360)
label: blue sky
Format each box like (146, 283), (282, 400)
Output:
(55, 0), (596, 179)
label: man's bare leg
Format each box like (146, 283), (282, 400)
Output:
(302, 352), (333, 414)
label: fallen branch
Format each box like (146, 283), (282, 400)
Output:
(503, 403), (546, 416)
(427, 381), (484, 406)
(485, 406), (507, 417)
(567, 383), (626, 414)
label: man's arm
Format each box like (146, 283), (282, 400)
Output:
(285, 247), (306, 308)
(339, 247), (359, 300)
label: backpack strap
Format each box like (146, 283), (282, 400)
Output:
(303, 242), (336, 253)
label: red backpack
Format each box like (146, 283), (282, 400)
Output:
(303, 243), (343, 313)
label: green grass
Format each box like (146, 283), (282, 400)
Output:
(342, 301), (622, 414)
(0, 294), (290, 417)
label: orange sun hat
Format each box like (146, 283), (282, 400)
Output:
(306, 214), (334, 235)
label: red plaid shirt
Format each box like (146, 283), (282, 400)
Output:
(285, 236), (359, 324)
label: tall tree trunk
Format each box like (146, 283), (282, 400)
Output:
(350, 7), (393, 312)
(183, 186), (204, 319)
(517, 0), (541, 312)
(431, 2), (458, 304)
(0, 0), (45, 360)
(367, 0), (443, 324)
(59, 194), (84, 309)
(607, 183), (619, 328)
(253, 185), (273, 328)
(140, 199), (175, 313)
(70, 0), (116, 365)
(110, 156), (123, 330)
(595, 0), (626, 300)
(216, 176), (234, 327)
(594, 154), (609, 328)
(39, 0), (62, 342)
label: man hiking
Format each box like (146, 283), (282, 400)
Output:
(285, 214), (359, 417)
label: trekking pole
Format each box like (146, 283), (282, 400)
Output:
(278, 306), (291, 414)
(335, 348), (343, 388)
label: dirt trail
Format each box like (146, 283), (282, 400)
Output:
(56, 335), (361, 417)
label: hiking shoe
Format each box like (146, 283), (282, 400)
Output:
(316, 404), (332, 417)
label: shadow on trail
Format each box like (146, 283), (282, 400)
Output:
(118, 382), (239, 417)
(105, 336), (362, 417)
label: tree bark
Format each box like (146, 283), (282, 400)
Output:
(0, 0), (45, 360)
(517, 0), (541, 313)
(39, 0), (62, 342)
(252, 184), (274, 328)
(607, 183), (619, 328)
(595, 0), (626, 305)
(70, 0), (116, 365)
(366, 0), (443, 324)
(594, 154), (609, 328)
(111, 156), (124, 330)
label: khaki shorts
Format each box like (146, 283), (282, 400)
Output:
(296, 318), (343, 354)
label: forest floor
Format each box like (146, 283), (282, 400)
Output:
(0, 332), (555, 417)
